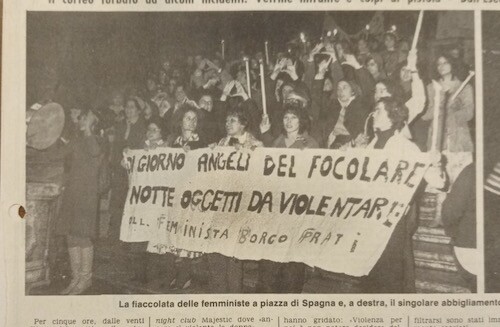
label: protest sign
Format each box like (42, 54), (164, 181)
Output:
(121, 147), (429, 277)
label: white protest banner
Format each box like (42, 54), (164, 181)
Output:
(120, 147), (429, 277)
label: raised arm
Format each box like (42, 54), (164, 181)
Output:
(405, 50), (426, 123)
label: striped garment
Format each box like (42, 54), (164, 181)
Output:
(485, 162), (500, 196)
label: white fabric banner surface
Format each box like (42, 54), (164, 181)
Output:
(121, 147), (429, 277)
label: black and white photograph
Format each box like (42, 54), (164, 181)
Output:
(24, 10), (478, 296)
(483, 11), (500, 294)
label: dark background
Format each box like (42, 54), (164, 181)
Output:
(482, 12), (500, 173)
(27, 11), (437, 107)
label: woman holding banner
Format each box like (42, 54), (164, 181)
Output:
(359, 97), (444, 293)
(164, 104), (207, 290)
(257, 102), (319, 293)
(206, 108), (263, 293)
(167, 104), (206, 150)
(119, 116), (170, 288)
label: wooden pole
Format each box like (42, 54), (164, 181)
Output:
(265, 41), (270, 65)
(411, 11), (424, 50)
(431, 80), (443, 151)
(450, 71), (475, 102)
(244, 57), (252, 98)
(259, 60), (267, 116)
(221, 40), (225, 60)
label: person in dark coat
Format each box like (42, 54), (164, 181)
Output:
(359, 98), (444, 293)
(442, 163), (477, 292)
(485, 161), (500, 292)
(197, 91), (226, 144)
(316, 79), (371, 149)
(108, 97), (146, 241)
(56, 109), (103, 295)
(380, 31), (407, 79)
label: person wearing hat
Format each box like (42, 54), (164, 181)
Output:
(56, 109), (104, 295)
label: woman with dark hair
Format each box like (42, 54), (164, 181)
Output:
(374, 78), (405, 103)
(318, 78), (371, 149)
(218, 107), (263, 148)
(260, 102), (318, 149)
(162, 84), (198, 136)
(145, 119), (167, 150)
(134, 111), (208, 290)
(370, 97), (412, 149)
(364, 55), (387, 83)
(421, 54), (474, 226)
(167, 104), (206, 150)
(57, 109), (103, 295)
(380, 31), (407, 78)
(270, 71), (312, 136)
(422, 54), (474, 154)
(163, 104), (206, 290)
(305, 43), (375, 148)
(109, 97), (146, 241)
(359, 97), (444, 293)
(257, 103), (318, 293)
(143, 100), (160, 127)
(206, 108), (262, 293)
(119, 117), (169, 288)
(220, 79), (262, 138)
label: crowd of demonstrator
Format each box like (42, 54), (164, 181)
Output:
(53, 28), (476, 295)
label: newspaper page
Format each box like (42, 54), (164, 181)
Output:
(3, 0), (500, 326)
